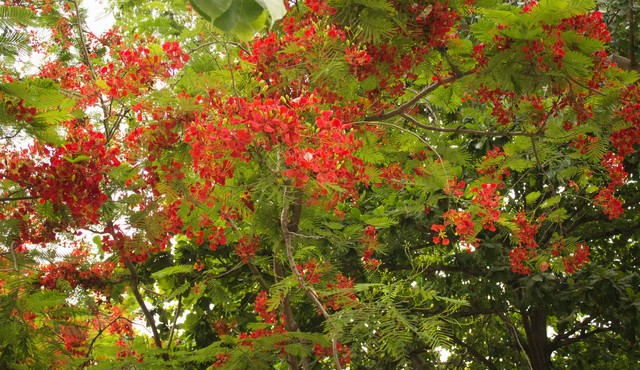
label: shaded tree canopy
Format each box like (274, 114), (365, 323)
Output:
(0, 0), (638, 369)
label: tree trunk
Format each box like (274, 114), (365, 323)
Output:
(521, 306), (552, 370)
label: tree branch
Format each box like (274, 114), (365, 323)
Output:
(400, 113), (538, 137)
(367, 72), (471, 121)
(0, 195), (40, 202)
(449, 335), (499, 370)
(187, 40), (251, 56)
(124, 257), (169, 361)
(281, 186), (343, 370)
(167, 294), (183, 351)
(549, 326), (612, 350)
(79, 316), (135, 368)
(69, 0), (111, 125)
(628, 0), (636, 68)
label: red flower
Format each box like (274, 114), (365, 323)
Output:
(431, 224), (450, 245)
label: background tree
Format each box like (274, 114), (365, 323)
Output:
(0, 0), (638, 369)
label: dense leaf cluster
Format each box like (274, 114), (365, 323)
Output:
(0, 0), (638, 369)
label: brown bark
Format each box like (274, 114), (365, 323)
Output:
(611, 54), (640, 73)
(629, 0), (636, 68)
(124, 258), (169, 361)
(274, 199), (309, 370)
(521, 307), (552, 370)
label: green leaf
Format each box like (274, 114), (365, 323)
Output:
(525, 191), (541, 204)
(547, 207), (569, 222)
(283, 343), (310, 357)
(540, 195), (561, 209)
(95, 79), (109, 90)
(478, 9), (518, 26)
(360, 215), (397, 227)
(63, 154), (90, 163)
(213, 0), (266, 41)
(255, 0), (286, 27)
(188, 0), (233, 22)
(151, 265), (194, 279)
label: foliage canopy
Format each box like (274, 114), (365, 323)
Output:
(0, 0), (639, 369)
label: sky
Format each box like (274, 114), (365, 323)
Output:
(83, 0), (116, 36)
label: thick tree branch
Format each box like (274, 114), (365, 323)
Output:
(548, 316), (614, 351)
(0, 195), (40, 202)
(628, 1), (636, 68)
(367, 72), (471, 121)
(124, 258), (169, 361)
(549, 327), (612, 350)
(248, 261), (271, 292)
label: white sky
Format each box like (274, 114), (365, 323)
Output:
(83, 0), (116, 36)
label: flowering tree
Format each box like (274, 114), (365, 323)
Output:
(0, 0), (638, 369)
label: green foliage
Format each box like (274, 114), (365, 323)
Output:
(1, 0), (639, 369)
(189, 0), (285, 40)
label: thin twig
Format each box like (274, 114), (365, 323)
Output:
(188, 40), (251, 56)
(281, 187), (343, 370)
(400, 113), (538, 138)
(565, 75), (607, 97)
(69, 0), (111, 125)
(352, 120), (448, 179)
(498, 313), (533, 370)
(79, 315), (135, 368)
(10, 243), (19, 272)
(224, 42), (240, 101)
(167, 294), (183, 351)
(289, 231), (324, 240)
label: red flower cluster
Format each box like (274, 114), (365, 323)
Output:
(431, 224), (449, 246)
(38, 260), (115, 291)
(471, 183), (501, 232)
(296, 258), (324, 284)
(1, 123), (120, 228)
(509, 212), (544, 274)
(445, 210), (475, 241)
(4, 99), (37, 122)
(477, 86), (515, 126)
(594, 187), (624, 220)
(601, 151), (628, 187)
(379, 163), (412, 190)
(59, 324), (87, 356)
(444, 177), (465, 197)
(254, 291), (276, 323)
(325, 273), (356, 310)
(238, 326), (287, 349)
(558, 10), (611, 43)
(409, 1), (459, 48)
(432, 210), (477, 249)
(235, 236), (260, 263)
(571, 134), (599, 155)
(360, 225), (381, 270)
(562, 243), (590, 274)
(612, 84), (640, 156)
(314, 341), (351, 367)
(477, 146), (510, 186)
